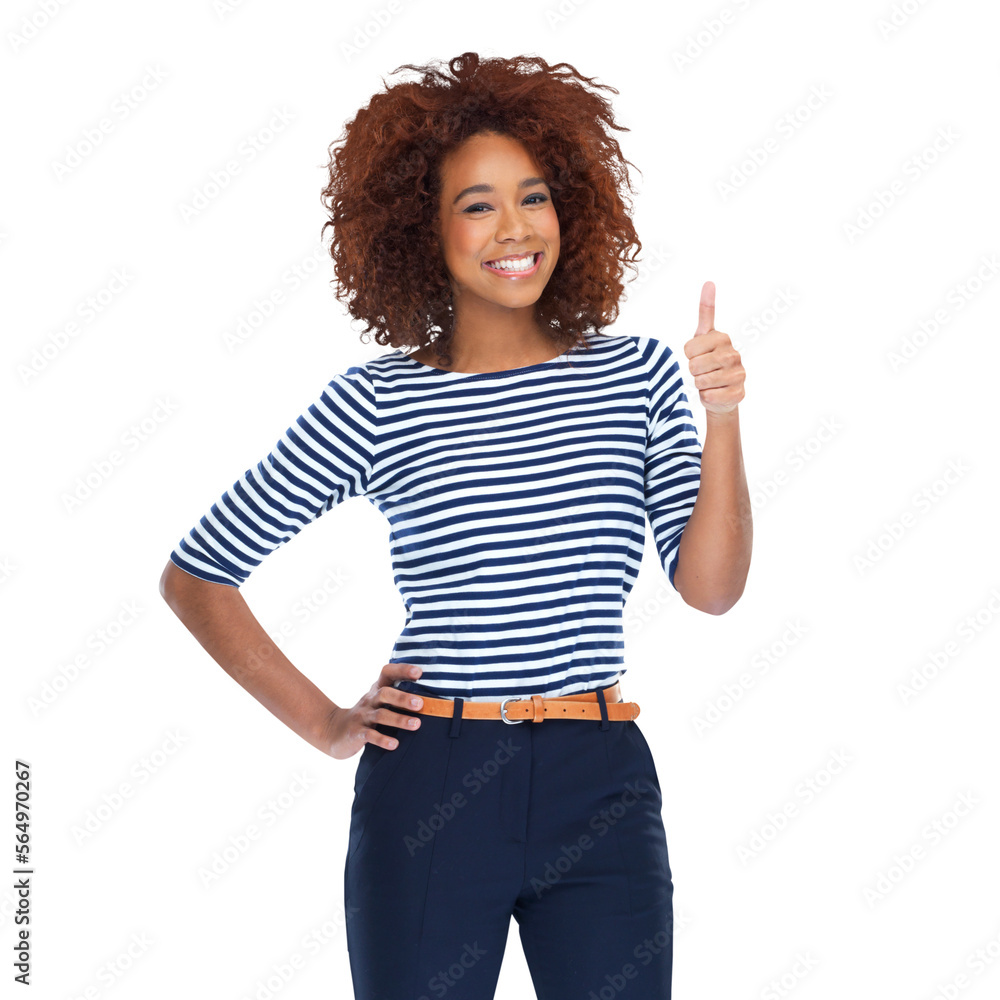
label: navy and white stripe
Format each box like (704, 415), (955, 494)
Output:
(169, 330), (703, 701)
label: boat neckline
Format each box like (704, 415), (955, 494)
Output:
(393, 336), (590, 377)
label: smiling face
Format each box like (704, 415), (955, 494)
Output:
(435, 130), (560, 329)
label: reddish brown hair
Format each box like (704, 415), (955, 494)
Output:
(320, 51), (642, 369)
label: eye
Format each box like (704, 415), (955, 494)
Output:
(463, 193), (549, 213)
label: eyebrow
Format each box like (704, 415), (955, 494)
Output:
(452, 176), (549, 206)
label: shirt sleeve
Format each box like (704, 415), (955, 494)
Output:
(168, 365), (377, 589)
(641, 338), (703, 591)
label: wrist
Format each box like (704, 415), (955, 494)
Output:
(705, 405), (739, 424)
(311, 703), (342, 756)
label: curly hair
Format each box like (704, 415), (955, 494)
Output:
(320, 51), (642, 369)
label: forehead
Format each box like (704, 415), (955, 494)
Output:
(439, 132), (541, 185)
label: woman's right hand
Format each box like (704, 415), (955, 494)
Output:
(321, 662), (425, 759)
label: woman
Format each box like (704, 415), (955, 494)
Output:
(160, 51), (750, 999)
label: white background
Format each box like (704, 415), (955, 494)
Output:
(4, 1), (1000, 998)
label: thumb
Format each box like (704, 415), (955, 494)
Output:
(695, 280), (715, 336)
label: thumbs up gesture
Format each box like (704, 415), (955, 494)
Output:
(683, 281), (745, 416)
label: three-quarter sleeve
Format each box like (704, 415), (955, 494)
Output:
(642, 339), (703, 591)
(168, 365), (377, 588)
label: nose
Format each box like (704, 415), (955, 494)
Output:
(493, 203), (532, 244)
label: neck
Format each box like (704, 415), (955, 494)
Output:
(442, 303), (556, 372)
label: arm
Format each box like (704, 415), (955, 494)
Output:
(158, 559), (341, 754)
(673, 281), (752, 615)
(160, 368), (421, 758)
(672, 408), (751, 615)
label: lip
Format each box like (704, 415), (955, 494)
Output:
(482, 252), (543, 278)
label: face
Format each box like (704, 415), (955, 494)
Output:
(435, 131), (560, 323)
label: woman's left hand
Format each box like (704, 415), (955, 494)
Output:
(683, 281), (745, 415)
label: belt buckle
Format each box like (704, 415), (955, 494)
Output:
(499, 697), (525, 724)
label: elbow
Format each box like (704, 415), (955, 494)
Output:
(672, 562), (747, 615)
(687, 591), (743, 615)
(159, 559), (181, 608)
(159, 560), (172, 601)
(160, 558), (240, 611)
(159, 558), (203, 612)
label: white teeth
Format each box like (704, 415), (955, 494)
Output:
(486, 253), (536, 271)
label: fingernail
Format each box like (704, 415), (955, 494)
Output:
(410, 666), (420, 676)
(410, 697), (423, 708)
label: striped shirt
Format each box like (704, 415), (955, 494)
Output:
(168, 329), (703, 701)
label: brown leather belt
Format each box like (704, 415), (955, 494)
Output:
(409, 681), (640, 724)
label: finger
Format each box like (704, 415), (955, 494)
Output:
(366, 683), (424, 749)
(378, 682), (425, 712)
(380, 661), (422, 692)
(693, 367), (739, 390)
(687, 340), (725, 372)
(695, 280), (715, 336)
(373, 704), (422, 731)
(688, 334), (736, 371)
(365, 725), (402, 751)
(372, 668), (425, 711)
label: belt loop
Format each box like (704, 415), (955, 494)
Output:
(596, 686), (610, 731)
(449, 697), (464, 738)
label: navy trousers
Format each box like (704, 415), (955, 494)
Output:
(343, 682), (674, 999)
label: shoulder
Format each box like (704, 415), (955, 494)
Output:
(325, 362), (375, 396)
(310, 360), (383, 421)
(584, 330), (681, 378)
(330, 342), (411, 392)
